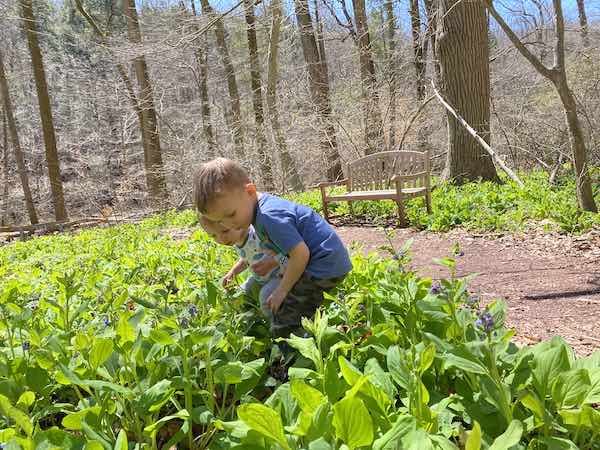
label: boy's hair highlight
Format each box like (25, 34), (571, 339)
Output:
(193, 158), (250, 213)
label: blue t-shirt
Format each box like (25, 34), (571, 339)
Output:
(253, 193), (352, 279)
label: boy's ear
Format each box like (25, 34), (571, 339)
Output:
(244, 183), (257, 195)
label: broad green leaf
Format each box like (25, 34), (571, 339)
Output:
(214, 362), (243, 385)
(136, 379), (174, 413)
(308, 437), (333, 450)
(290, 380), (326, 414)
(373, 415), (416, 450)
(84, 442), (105, 450)
(149, 328), (176, 346)
(33, 429), (86, 450)
(387, 346), (409, 389)
(116, 315), (135, 345)
(536, 436), (579, 449)
(401, 428), (434, 450)
(465, 421), (481, 450)
(90, 338), (114, 369)
(237, 403), (290, 450)
(0, 394), (33, 437)
(114, 429), (128, 450)
(419, 343), (436, 374)
(583, 367), (600, 404)
(286, 335), (322, 370)
(144, 410), (190, 436)
(332, 396), (373, 450)
(62, 406), (101, 430)
(16, 392), (35, 411)
(489, 420), (523, 450)
(364, 358), (396, 400)
(442, 349), (487, 375)
(532, 345), (570, 398)
(520, 391), (545, 419)
(551, 369), (590, 408)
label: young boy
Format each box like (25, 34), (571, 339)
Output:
(193, 158), (352, 338)
(199, 215), (287, 322)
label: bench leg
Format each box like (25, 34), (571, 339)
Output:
(425, 191), (432, 214)
(396, 199), (407, 228)
(322, 200), (331, 223)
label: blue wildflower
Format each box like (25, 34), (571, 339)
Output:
(188, 304), (198, 317)
(475, 312), (494, 332)
(180, 317), (189, 329)
(22, 341), (30, 351)
(429, 281), (442, 295)
(103, 316), (110, 327)
(358, 304), (366, 312)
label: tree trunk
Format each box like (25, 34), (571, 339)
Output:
(189, 0), (217, 158)
(1, 112), (10, 226)
(436, 0), (500, 183)
(409, 0), (426, 101)
(20, 0), (67, 221)
(123, 0), (168, 201)
(244, 0), (274, 191)
(575, 0), (589, 47)
(266, 0), (303, 191)
(293, 0), (342, 180)
(0, 49), (38, 225)
(484, 0), (596, 211)
(424, 0), (440, 83)
(199, 0), (245, 160)
(352, 0), (384, 154)
(384, 0), (397, 151)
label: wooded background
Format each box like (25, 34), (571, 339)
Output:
(0, 0), (598, 225)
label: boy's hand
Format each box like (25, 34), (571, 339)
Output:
(266, 289), (286, 313)
(251, 256), (279, 277)
(222, 271), (235, 288)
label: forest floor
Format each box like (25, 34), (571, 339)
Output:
(332, 221), (600, 356)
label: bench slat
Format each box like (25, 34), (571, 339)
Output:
(327, 187), (427, 202)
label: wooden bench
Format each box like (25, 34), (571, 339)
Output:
(317, 150), (432, 227)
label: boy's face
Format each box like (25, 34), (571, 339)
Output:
(200, 217), (238, 246)
(204, 184), (257, 232)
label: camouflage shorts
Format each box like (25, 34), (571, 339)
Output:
(243, 272), (346, 338)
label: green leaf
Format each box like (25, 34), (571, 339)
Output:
(583, 367), (600, 404)
(290, 380), (326, 414)
(442, 348), (488, 375)
(114, 429), (128, 450)
(465, 421), (481, 450)
(149, 328), (176, 346)
(90, 338), (114, 369)
(488, 420), (523, 450)
(116, 315), (135, 345)
(551, 369), (591, 408)
(16, 392), (35, 411)
(308, 437), (333, 450)
(373, 415), (416, 450)
(285, 335), (322, 370)
(214, 362), (243, 385)
(62, 406), (101, 430)
(536, 436), (579, 449)
(84, 442), (105, 450)
(144, 410), (190, 436)
(0, 394), (33, 437)
(332, 396), (373, 450)
(387, 346), (409, 389)
(33, 429), (85, 450)
(237, 403), (290, 450)
(419, 343), (436, 374)
(136, 379), (174, 414)
(532, 345), (570, 398)
(401, 428), (434, 450)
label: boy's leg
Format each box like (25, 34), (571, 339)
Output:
(257, 277), (279, 325)
(271, 274), (345, 338)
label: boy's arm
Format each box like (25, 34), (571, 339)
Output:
(266, 242), (309, 312)
(223, 258), (248, 287)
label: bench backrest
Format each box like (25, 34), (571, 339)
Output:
(347, 151), (429, 191)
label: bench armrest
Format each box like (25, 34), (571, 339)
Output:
(315, 178), (349, 188)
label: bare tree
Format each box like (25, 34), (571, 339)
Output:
(352, 0), (385, 154)
(123, 0), (168, 201)
(436, 0), (500, 183)
(294, 0), (342, 180)
(266, 0), (304, 191)
(383, 0), (398, 150)
(484, 0), (597, 211)
(409, 0), (427, 101)
(20, 0), (67, 221)
(188, 0), (217, 157)
(199, 0), (245, 160)
(243, 0), (274, 190)
(1, 111), (9, 226)
(576, 0), (589, 47)
(0, 48), (38, 224)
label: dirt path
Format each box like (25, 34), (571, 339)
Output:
(335, 226), (600, 356)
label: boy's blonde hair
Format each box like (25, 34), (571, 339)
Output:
(193, 158), (250, 213)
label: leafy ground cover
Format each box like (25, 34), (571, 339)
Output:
(0, 212), (599, 449)
(288, 170), (600, 233)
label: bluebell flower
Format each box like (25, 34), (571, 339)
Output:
(188, 304), (198, 317)
(429, 281), (442, 295)
(358, 304), (366, 312)
(22, 341), (30, 351)
(475, 312), (494, 332)
(103, 316), (111, 327)
(180, 317), (189, 329)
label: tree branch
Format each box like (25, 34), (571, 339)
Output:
(431, 81), (524, 188)
(482, 0), (552, 79)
